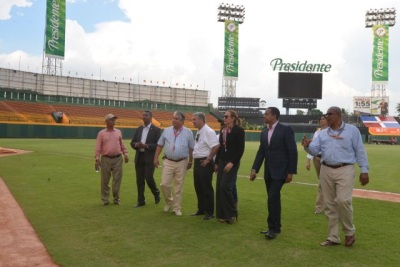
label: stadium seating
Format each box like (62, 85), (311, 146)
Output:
(0, 100), (221, 130)
(51, 104), (144, 127)
(0, 100), (55, 123)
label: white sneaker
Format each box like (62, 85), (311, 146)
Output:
(163, 204), (171, 212)
(174, 210), (182, 216)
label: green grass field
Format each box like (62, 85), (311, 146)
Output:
(0, 139), (399, 267)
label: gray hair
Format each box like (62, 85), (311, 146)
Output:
(193, 112), (206, 122)
(328, 106), (342, 116)
(173, 111), (185, 121)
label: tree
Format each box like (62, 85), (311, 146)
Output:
(396, 102), (400, 116)
(309, 109), (323, 116)
(341, 108), (349, 116)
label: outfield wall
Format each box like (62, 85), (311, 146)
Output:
(0, 123), (368, 142)
(0, 123), (263, 140)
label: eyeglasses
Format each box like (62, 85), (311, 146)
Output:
(195, 133), (200, 142)
(223, 115), (230, 119)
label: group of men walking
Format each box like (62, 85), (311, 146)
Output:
(94, 106), (370, 247)
(95, 110), (215, 220)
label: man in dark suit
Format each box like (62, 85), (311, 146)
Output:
(130, 111), (161, 207)
(250, 107), (298, 240)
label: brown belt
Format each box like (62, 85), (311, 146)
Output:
(165, 157), (186, 162)
(322, 162), (352, 169)
(103, 154), (121, 159)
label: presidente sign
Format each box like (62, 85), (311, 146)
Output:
(372, 25), (389, 82)
(270, 58), (331, 72)
(45, 0), (66, 59)
(223, 20), (239, 80)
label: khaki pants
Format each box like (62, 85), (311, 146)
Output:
(160, 159), (188, 212)
(320, 164), (355, 243)
(100, 156), (123, 204)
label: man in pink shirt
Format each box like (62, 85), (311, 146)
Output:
(95, 114), (129, 206)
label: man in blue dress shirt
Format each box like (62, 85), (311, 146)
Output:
(154, 111), (194, 216)
(303, 106), (370, 247)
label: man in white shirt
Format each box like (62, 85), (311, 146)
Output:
(192, 112), (220, 220)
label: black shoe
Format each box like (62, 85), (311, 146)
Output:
(191, 211), (205, 216)
(155, 194), (161, 204)
(265, 230), (278, 240)
(203, 215), (215, 220)
(260, 229), (281, 234)
(134, 203), (145, 208)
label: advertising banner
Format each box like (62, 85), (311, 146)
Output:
(353, 96), (371, 114)
(371, 96), (389, 116)
(45, 0), (66, 59)
(223, 20), (239, 80)
(372, 25), (389, 82)
(360, 115), (400, 136)
(368, 128), (400, 136)
(353, 96), (389, 116)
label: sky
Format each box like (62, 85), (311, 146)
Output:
(1, 0), (400, 115)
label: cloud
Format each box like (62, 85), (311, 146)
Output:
(0, 50), (41, 72)
(0, 0), (32, 20)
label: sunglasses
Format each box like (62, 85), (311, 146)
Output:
(195, 134), (200, 142)
(223, 115), (230, 119)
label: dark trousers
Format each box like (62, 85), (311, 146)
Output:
(135, 153), (160, 204)
(264, 174), (285, 232)
(216, 161), (239, 220)
(232, 175), (238, 206)
(193, 158), (215, 215)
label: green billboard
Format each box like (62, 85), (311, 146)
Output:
(372, 25), (389, 82)
(223, 20), (239, 80)
(45, 0), (66, 59)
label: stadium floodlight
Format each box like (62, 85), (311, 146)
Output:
(365, 7), (396, 28)
(217, 3), (245, 98)
(217, 2), (245, 24)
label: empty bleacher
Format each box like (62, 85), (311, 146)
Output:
(51, 104), (144, 127)
(0, 100), (55, 123)
(0, 100), (221, 129)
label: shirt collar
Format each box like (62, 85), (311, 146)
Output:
(143, 123), (152, 129)
(269, 120), (279, 130)
(329, 121), (345, 131)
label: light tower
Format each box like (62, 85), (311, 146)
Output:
(217, 3), (245, 97)
(365, 8), (396, 99)
(42, 56), (63, 76)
